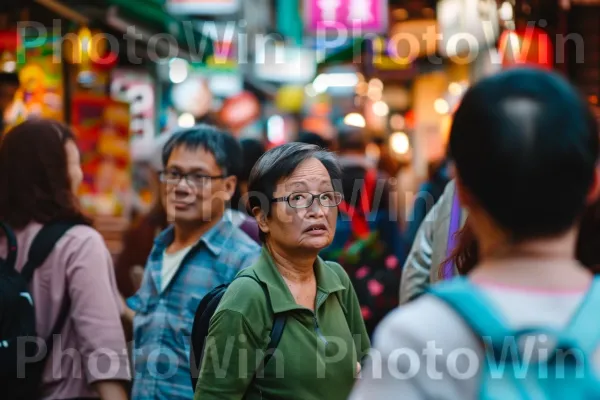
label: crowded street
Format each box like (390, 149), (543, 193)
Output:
(1, 0), (600, 399)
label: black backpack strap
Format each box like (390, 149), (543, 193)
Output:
(255, 314), (286, 378)
(235, 274), (287, 380)
(20, 222), (79, 282)
(21, 222), (80, 364)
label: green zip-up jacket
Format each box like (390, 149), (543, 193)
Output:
(195, 247), (371, 400)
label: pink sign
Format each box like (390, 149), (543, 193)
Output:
(305, 0), (388, 34)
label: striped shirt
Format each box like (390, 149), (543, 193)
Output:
(127, 217), (260, 400)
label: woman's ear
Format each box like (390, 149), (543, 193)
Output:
(252, 206), (270, 235)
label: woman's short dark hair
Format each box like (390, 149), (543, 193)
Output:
(0, 119), (90, 229)
(162, 124), (242, 178)
(247, 143), (342, 241)
(450, 68), (599, 240)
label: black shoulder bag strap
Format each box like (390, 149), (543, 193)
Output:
(236, 275), (287, 380)
(20, 222), (81, 363)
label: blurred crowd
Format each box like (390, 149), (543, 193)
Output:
(2, 67), (600, 400)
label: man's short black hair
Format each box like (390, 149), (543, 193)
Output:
(450, 68), (599, 240)
(247, 143), (342, 241)
(162, 124), (243, 177)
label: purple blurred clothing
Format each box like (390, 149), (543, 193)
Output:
(0, 222), (131, 400)
(225, 209), (261, 244)
(240, 216), (260, 243)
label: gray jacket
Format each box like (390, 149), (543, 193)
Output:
(399, 180), (467, 304)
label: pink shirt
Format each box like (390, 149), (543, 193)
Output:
(0, 222), (131, 399)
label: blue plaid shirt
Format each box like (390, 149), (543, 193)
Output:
(127, 217), (260, 400)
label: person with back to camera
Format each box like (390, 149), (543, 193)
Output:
(351, 68), (600, 399)
(0, 119), (130, 400)
(194, 143), (370, 400)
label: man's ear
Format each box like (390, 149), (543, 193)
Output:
(252, 206), (270, 236)
(222, 176), (238, 202)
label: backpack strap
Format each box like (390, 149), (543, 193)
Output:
(20, 222), (80, 282)
(20, 222), (81, 366)
(428, 278), (513, 347)
(561, 276), (600, 354)
(235, 274), (287, 379)
(0, 221), (17, 270)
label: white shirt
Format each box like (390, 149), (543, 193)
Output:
(351, 281), (600, 400)
(161, 246), (193, 291)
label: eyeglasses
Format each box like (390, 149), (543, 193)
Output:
(271, 191), (343, 209)
(159, 170), (225, 188)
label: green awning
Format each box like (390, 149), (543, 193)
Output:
(317, 38), (363, 71)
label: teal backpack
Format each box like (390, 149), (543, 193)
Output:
(429, 276), (600, 399)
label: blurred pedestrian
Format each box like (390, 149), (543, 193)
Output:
(297, 130), (333, 149)
(231, 137), (266, 214)
(321, 123), (405, 336)
(225, 137), (264, 242)
(0, 119), (130, 400)
(195, 143), (369, 400)
(405, 156), (453, 248)
(352, 68), (600, 399)
(399, 179), (464, 304)
(126, 125), (260, 400)
(115, 133), (171, 300)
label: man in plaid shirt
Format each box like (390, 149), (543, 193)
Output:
(126, 125), (260, 399)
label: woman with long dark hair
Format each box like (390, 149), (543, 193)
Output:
(0, 119), (130, 399)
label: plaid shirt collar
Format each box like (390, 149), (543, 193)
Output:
(153, 216), (233, 257)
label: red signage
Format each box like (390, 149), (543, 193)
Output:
(499, 27), (553, 70)
(0, 30), (18, 51)
(219, 91), (260, 132)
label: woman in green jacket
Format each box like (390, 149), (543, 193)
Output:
(195, 143), (370, 400)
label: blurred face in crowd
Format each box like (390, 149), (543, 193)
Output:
(163, 145), (236, 226)
(65, 139), (83, 194)
(257, 157), (339, 256)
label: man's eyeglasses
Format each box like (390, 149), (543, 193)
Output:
(271, 191), (343, 209)
(159, 170), (225, 188)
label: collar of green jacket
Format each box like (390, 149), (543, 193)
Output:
(246, 246), (346, 314)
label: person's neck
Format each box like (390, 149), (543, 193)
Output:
(473, 229), (591, 289)
(267, 242), (316, 283)
(479, 230), (577, 262)
(169, 215), (222, 252)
